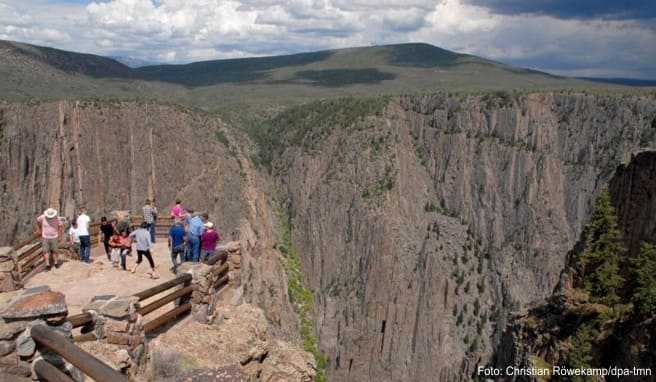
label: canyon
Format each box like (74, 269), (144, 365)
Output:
(2, 91), (656, 380)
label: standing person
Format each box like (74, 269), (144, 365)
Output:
(68, 220), (81, 260)
(77, 207), (91, 263)
(152, 198), (158, 243)
(186, 209), (204, 263)
(116, 215), (131, 236)
(200, 222), (220, 263)
(99, 217), (115, 261)
(168, 220), (186, 271)
(129, 222), (159, 279)
(170, 199), (184, 222)
(36, 208), (63, 270)
(142, 199), (158, 244)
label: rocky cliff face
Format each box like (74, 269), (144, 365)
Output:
(2, 93), (656, 381)
(497, 150), (656, 380)
(271, 93), (656, 381)
(0, 99), (300, 347)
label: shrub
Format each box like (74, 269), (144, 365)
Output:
(631, 242), (656, 315)
(577, 189), (626, 305)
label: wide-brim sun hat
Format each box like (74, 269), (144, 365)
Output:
(44, 208), (58, 218)
(204, 222), (214, 228)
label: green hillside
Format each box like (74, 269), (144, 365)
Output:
(0, 40), (635, 113)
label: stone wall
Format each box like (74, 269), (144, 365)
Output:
(180, 241), (241, 324)
(0, 247), (19, 293)
(0, 286), (82, 381)
(80, 295), (146, 372)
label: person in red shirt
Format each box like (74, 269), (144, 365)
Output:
(109, 231), (131, 270)
(200, 222), (220, 263)
(170, 199), (185, 222)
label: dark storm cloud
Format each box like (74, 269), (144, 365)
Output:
(466, 0), (656, 20)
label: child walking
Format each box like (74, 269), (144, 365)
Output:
(109, 231), (130, 270)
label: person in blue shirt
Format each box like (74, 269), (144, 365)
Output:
(185, 208), (206, 263)
(168, 220), (186, 271)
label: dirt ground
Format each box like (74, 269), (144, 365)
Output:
(25, 242), (178, 315)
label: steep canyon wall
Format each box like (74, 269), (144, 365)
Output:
(2, 93), (656, 381)
(272, 93), (656, 381)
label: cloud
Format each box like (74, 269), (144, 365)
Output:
(0, 0), (654, 79)
(465, 0), (656, 20)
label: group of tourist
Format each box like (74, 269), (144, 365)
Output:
(34, 198), (222, 277)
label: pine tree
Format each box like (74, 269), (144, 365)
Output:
(631, 242), (656, 315)
(578, 188), (626, 305)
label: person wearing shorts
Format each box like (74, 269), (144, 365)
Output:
(36, 208), (62, 270)
(129, 222), (159, 279)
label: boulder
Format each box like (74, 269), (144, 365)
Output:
(0, 247), (14, 259)
(217, 242), (240, 254)
(115, 349), (131, 370)
(83, 295), (115, 312)
(259, 340), (317, 382)
(0, 321), (28, 340)
(15, 331), (35, 357)
(174, 365), (246, 382)
(1, 289), (67, 319)
(85, 296), (139, 319)
(0, 340), (15, 357)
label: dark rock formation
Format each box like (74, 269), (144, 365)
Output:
(2, 92), (656, 381)
(271, 93), (656, 380)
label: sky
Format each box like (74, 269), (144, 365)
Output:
(0, 0), (654, 79)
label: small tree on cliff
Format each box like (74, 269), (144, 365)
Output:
(631, 242), (656, 315)
(578, 188), (626, 305)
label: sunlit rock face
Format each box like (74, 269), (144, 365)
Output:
(2, 93), (655, 381)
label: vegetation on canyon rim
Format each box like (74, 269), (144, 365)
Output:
(565, 188), (656, 376)
(275, 202), (327, 382)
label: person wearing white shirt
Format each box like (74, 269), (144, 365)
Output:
(68, 221), (81, 259)
(77, 207), (92, 263)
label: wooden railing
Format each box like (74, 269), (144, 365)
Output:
(11, 215), (176, 285)
(69, 252), (230, 338)
(31, 324), (127, 382)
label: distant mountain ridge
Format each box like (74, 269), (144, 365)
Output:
(109, 55), (159, 68)
(0, 39), (642, 111)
